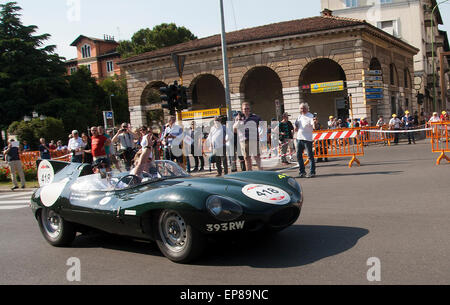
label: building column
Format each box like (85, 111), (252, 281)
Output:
(129, 105), (147, 127)
(282, 86), (301, 120)
(230, 93), (243, 112)
(346, 80), (369, 120)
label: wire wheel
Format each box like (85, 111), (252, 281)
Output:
(158, 210), (188, 253)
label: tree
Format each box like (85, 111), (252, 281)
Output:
(117, 23), (197, 58)
(0, 2), (67, 130)
(98, 75), (130, 125)
(8, 117), (66, 149)
(36, 66), (109, 133)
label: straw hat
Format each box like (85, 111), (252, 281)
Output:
(329, 115), (334, 119)
(392, 114), (397, 118)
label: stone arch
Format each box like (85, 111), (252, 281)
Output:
(239, 66), (283, 121)
(140, 81), (167, 129)
(370, 58), (382, 71)
(140, 81), (167, 106)
(298, 58), (347, 126)
(189, 74), (225, 110)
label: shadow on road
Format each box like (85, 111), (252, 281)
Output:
(313, 170), (403, 178)
(71, 233), (163, 257)
(199, 224), (369, 268)
(67, 225), (368, 267)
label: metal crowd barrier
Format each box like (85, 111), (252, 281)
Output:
(360, 125), (393, 146)
(430, 122), (450, 165)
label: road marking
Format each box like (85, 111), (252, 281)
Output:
(0, 191), (34, 210)
(0, 205), (28, 210)
(0, 192), (34, 200)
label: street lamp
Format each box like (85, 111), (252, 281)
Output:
(431, 0), (449, 112)
(24, 116), (31, 122)
(109, 94), (115, 111)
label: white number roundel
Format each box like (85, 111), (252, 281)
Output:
(242, 184), (290, 205)
(38, 160), (54, 187)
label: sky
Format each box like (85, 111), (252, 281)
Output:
(4, 0), (450, 60)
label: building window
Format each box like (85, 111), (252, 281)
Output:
(390, 64), (395, 86)
(345, 0), (358, 8)
(106, 61), (114, 73)
(404, 69), (409, 88)
(85, 64), (91, 72)
(70, 67), (77, 74)
(380, 0), (392, 4)
(81, 44), (91, 58)
(377, 20), (400, 37)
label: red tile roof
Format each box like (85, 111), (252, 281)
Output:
(119, 15), (367, 65)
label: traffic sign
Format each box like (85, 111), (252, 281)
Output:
(366, 94), (383, 99)
(365, 76), (383, 81)
(106, 111), (113, 119)
(367, 70), (382, 75)
(365, 88), (383, 93)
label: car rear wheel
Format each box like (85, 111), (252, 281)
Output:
(155, 210), (205, 263)
(38, 208), (76, 246)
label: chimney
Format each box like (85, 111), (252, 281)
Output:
(321, 8), (333, 17)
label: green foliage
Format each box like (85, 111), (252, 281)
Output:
(118, 23), (197, 58)
(0, 2), (67, 128)
(7, 117), (66, 150)
(98, 75), (130, 124)
(0, 3), (121, 136)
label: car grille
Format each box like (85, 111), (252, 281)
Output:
(269, 206), (300, 228)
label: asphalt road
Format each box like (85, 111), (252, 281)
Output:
(0, 138), (449, 285)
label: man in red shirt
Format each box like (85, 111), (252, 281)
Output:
(90, 126), (111, 171)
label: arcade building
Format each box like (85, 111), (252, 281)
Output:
(118, 10), (418, 128)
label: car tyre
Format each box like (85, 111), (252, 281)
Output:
(155, 210), (205, 263)
(38, 208), (76, 247)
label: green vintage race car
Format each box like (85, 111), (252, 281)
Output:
(31, 159), (303, 263)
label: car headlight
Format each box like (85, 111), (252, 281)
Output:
(206, 195), (243, 221)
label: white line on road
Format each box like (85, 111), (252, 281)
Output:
(0, 205), (28, 210)
(0, 200), (30, 205)
(0, 192), (34, 200)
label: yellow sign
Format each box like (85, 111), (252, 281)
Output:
(181, 107), (227, 120)
(310, 80), (344, 93)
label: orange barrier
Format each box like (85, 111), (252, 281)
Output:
(426, 123), (433, 138)
(303, 127), (364, 167)
(430, 122), (450, 165)
(360, 125), (393, 146)
(20, 150), (71, 168)
(19, 151), (41, 168)
(50, 150), (71, 162)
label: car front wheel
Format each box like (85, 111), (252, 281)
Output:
(155, 210), (205, 263)
(38, 208), (76, 246)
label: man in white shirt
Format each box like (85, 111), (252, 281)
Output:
(389, 114), (402, 144)
(162, 115), (184, 164)
(207, 116), (229, 176)
(67, 130), (84, 163)
(294, 102), (315, 178)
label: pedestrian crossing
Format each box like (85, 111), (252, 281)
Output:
(0, 190), (35, 210)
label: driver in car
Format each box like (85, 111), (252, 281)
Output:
(129, 136), (160, 181)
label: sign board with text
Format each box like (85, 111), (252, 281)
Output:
(310, 80), (344, 94)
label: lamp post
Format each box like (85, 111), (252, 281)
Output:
(219, 0), (232, 121)
(431, 0), (449, 112)
(109, 94), (115, 129)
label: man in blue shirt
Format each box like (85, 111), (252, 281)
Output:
(402, 110), (416, 144)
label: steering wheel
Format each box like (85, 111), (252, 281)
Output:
(115, 174), (141, 189)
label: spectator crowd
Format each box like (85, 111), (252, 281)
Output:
(3, 105), (449, 189)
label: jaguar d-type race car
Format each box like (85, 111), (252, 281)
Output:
(31, 159), (303, 263)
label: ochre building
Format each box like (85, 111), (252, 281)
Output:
(119, 10), (418, 127)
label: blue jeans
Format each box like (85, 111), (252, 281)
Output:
(296, 140), (315, 175)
